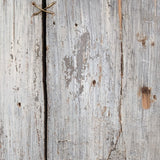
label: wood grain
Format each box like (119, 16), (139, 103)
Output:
(122, 0), (160, 159)
(1, 0), (160, 159)
(46, 0), (125, 159)
(0, 0), (44, 159)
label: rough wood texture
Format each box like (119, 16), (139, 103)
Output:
(46, 0), (126, 159)
(122, 0), (160, 159)
(1, 0), (160, 159)
(0, 1), (44, 159)
(47, 0), (160, 159)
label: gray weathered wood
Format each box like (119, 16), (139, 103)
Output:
(122, 0), (160, 159)
(2, 0), (160, 159)
(0, 1), (44, 159)
(46, 0), (126, 159)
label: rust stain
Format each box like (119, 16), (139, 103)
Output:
(136, 33), (147, 47)
(153, 95), (157, 100)
(141, 87), (151, 109)
(142, 39), (146, 46)
(118, 0), (122, 39)
(151, 41), (155, 46)
(118, 0), (122, 30)
(102, 106), (107, 116)
(118, 0), (124, 81)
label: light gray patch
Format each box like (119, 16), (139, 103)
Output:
(89, 53), (100, 60)
(73, 32), (90, 95)
(79, 85), (84, 95)
(63, 56), (74, 87)
(63, 32), (90, 94)
(77, 32), (90, 54)
(35, 41), (40, 57)
(33, 72), (37, 89)
(106, 53), (114, 73)
(75, 32), (90, 83)
(35, 96), (39, 102)
(76, 51), (83, 83)
(0, 121), (4, 136)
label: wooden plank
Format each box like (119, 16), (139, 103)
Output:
(46, 0), (126, 159)
(122, 0), (160, 159)
(0, 1), (44, 159)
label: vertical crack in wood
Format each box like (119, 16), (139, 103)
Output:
(107, 0), (125, 159)
(118, 0), (123, 142)
(42, 0), (48, 160)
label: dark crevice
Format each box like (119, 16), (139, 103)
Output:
(42, 0), (48, 160)
(107, 0), (124, 159)
(120, 41), (123, 82)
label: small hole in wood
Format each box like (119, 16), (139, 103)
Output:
(153, 95), (157, 100)
(141, 87), (151, 94)
(17, 102), (21, 108)
(151, 42), (155, 46)
(92, 80), (96, 86)
(53, 21), (56, 25)
(32, 2), (36, 5)
(75, 23), (78, 27)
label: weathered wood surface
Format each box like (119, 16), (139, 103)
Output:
(46, 0), (125, 159)
(46, 0), (160, 160)
(0, 1), (44, 159)
(122, 0), (160, 160)
(1, 0), (160, 160)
